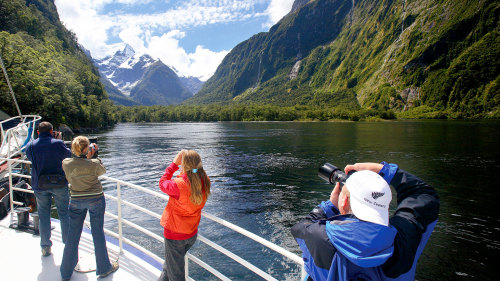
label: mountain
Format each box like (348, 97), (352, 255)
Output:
(80, 45), (139, 106)
(94, 45), (203, 105)
(100, 77), (140, 106)
(0, 0), (115, 128)
(179, 76), (204, 95)
(130, 61), (192, 106)
(95, 44), (135, 78)
(186, 0), (499, 117)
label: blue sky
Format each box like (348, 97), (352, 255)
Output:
(54, 0), (295, 80)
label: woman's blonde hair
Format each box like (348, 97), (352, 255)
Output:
(182, 150), (210, 205)
(71, 136), (90, 156)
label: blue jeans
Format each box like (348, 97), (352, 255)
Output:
(34, 187), (69, 248)
(60, 196), (112, 279)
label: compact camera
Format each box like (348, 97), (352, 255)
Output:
(88, 143), (98, 158)
(318, 163), (355, 190)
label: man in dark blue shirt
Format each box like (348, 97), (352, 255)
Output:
(26, 122), (71, 256)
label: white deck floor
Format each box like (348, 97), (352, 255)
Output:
(0, 213), (162, 281)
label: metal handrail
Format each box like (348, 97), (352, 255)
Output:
(100, 175), (305, 280)
(0, 115), (40, 160)
(2, 158), (305, 280)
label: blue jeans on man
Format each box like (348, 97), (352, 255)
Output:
(60, 196), (112, 279)
(34, 187), (70, 248)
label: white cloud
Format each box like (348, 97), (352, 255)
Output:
(188, 46), (229, 81)
(147, 31), (228, 81)
(264, 0), (294, 26)
(118, 25), (146, 53)
(54, 0), (281, 79)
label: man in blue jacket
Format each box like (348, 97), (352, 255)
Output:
(26, 122), (71, 256)
(291, 162), (439, 281)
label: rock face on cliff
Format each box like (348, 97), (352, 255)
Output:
(186, 0), (499, 116)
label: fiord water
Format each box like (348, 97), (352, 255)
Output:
(94, 120), (500, 280)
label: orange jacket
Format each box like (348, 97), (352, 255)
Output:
(159, 163), (207, 239)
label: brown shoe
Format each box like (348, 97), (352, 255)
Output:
(41, 247), (51, 256)
(99, 262), (119, 278)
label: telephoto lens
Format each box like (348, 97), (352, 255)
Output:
(318, 163), (355, 189)
(318, 163), (344, 184)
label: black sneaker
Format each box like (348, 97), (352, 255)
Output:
(41, 247), (51, 256)
(99, 262), (119, 278)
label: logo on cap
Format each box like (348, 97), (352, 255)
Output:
(371, 192), (385, 200)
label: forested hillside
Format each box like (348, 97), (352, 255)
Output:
(0, 0), (116, 128)
(187, 0), (499, 118)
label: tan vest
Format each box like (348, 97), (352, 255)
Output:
(62, 157), (106, 198)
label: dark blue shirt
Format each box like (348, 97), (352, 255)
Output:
(25, 132), (71, 191)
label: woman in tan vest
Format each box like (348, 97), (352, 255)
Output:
(158, 149), (211, 281)
(60, 136), (118, 280)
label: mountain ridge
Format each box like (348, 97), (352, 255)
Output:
(185, 0), (499, 117)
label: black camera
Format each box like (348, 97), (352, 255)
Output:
(318, 163), (355, 189)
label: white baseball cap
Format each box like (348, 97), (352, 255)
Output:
(345, 170), (391, 226)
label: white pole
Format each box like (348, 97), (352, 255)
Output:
(117, 182), (123, 254)
(7, 133), (14, 223)
(185, 254), (189, 280)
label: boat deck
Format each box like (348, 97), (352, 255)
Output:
(0, 213), (162, 281)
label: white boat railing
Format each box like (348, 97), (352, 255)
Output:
(0, 115), (41, 160)
(1, 157), (305, 280)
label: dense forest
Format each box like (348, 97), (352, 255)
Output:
(0, 0), (115, 128)
(114, 104), (396, 122)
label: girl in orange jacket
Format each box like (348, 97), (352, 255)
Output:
(158, 149), (211, 281)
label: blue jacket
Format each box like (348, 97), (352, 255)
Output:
(25, 132), (72, 191)
(291, 163), (440, 281)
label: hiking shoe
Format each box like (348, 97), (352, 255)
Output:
(41, 247), (51, 256)
(99, 262), (119, 278)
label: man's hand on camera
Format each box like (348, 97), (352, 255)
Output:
(51, 131), (62, 139)
(330, 182), (341, 209)
(344, 162), (383, 174)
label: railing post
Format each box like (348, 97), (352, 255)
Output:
(301, 266), (306, 281)
(185, 255), (189, 280)
(7, 133), (14, 223)
(117, 182), (123, 254)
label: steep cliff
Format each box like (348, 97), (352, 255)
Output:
(187, 0), (499, 117)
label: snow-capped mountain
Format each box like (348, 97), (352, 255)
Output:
(93, 45), (203, 105)
(95, 44), (135, 79)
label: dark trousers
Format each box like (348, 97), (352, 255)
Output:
(158, 234), (197, 281)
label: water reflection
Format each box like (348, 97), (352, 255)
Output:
(93, 121), (500, 280)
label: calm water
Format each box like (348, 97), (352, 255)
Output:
(93, 121), (500, 280)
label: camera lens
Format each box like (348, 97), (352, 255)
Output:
(318, 163), (340, 184)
